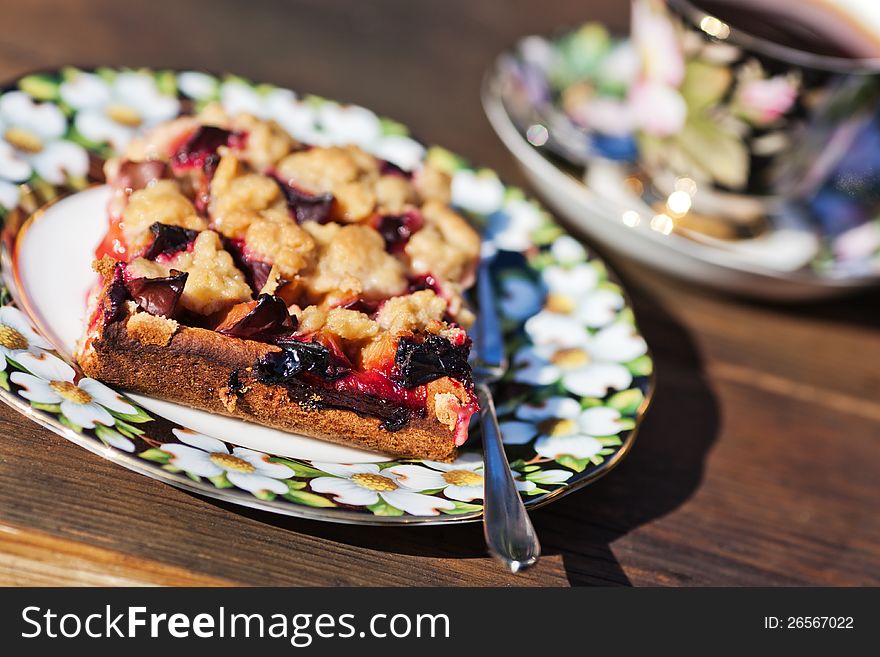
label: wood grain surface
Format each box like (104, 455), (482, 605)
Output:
(0, 0), (877, 587)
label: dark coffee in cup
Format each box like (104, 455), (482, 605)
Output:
(695, 0), (880, 60)
(611, 0), (880, 240)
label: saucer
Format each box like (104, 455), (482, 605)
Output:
(483, 24), (880, 300)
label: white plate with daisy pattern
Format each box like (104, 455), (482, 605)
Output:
(0, 67), (652, 525)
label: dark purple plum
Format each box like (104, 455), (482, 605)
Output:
(142, 222), (198, 260)
(394, 333), (472, 388)
(215, 294), (297, 341)
(279, 183), (334, 224)
(125, 270), (188, 318)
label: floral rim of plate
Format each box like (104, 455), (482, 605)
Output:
(0, 67), (653, 524)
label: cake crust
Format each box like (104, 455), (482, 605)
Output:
(79, 303), (462, 461)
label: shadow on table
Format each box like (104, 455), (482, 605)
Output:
(206, 260), (720, 586)
(764, 286), (880, 329)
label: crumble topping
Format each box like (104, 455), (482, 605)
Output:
(209, 153), (287, 238)
(413, 165), (452, 204)
(432, 392), (460, 431)
(333, 180), (376, 223)
(302, 223), (406, 300)
(125, 256), (169, 280)
(374, 174), (416, 214)
(96, 106), (481, 410)
(130, 230), (253, 316)
(376, 290), (447, 335)
(276, 146), (366, 195)
(405, 200), (480, 283)
(121, 180), (207, 251)
(170, 231), (253, 315)
(288, 304), (382, 344)
(322, 308), (379, 342)
(244, 213), (316, 278)
(293, 304), (327, 335)
(229, 114), (294, 170)
(425, 378), (475, 446)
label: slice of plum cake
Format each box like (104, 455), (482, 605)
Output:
(76, 106), (481, 461)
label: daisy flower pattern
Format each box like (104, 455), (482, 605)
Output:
(10, 351), (137, 429)
(176, 71), (219, 102)
(388, 453), (539, 502)
(451, 169), (506, 215)
(0, 306), (53, 369)
(0, 91), (88, 208)
(61, 71), (180, 151)
(218, 79), (312, 137)
(500, 396), (628, 464)
(514, 321), (647, 397)
(165, 429), (294, 496)
(520, 234), (626, 329)
(314, 101), (425, 171)
(309, 462), (456, 515)
(541, 262), (624, 329)
(485, 198), (545, 252)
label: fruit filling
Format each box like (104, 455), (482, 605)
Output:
(87, 105), (481, 440)
(373, 210), (424, 253)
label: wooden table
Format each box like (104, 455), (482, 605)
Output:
(1, 0), (877, 587)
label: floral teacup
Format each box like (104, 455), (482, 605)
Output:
(540, 0), (880, 267)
